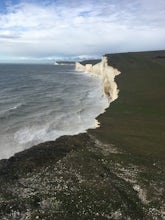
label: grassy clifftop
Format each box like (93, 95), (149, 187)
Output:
(90, 50), (165, 158)
(0, 50), (164, 219)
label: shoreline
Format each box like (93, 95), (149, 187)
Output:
(0, 58), (119, 161)
(0, 50), (164, 219)
(75, 56), (121, 129)
(0, 64), (108, 160)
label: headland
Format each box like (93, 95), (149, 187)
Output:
(0, 50), (165, 219)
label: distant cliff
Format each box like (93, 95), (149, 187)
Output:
(54, 61), (75, 65)
(75, 56), (120, 102)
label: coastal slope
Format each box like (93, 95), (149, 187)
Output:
(0, 50), (165, 219)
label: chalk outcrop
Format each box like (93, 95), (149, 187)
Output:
(75, 56), (120, 102)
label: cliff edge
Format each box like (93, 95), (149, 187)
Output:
(75, 56), (121, 102)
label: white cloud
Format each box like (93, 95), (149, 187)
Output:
(0, 0), (165, 62)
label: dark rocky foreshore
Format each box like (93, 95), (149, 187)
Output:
(0, 133), (164, 219)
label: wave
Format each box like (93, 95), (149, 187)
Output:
(14, 118), (88, 148)
(0, 103), (24, 119)
(9, 103), (23, 111)
(13, 98), (108, 149)
(0, 63), (117, 160)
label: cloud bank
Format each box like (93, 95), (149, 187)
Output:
(0, 0), (165, 62)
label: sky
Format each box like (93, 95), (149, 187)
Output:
(0, 0), (165, 63)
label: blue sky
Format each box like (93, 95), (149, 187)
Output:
(0, 0), (165, 63)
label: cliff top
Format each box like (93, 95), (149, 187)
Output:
(80, 59), (101, 66)
(79, 50), (165, 68)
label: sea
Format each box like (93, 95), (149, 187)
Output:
(0, 64), (108, 159)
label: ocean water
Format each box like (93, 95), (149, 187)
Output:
(0, 64), (108, 159)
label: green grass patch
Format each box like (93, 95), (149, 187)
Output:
(89, 50), (165, 159)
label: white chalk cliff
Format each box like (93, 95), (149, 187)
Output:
(75, 56), (121, 103)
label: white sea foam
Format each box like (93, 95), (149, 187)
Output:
(14, 94), (108, 148)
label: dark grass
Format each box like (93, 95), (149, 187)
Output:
(89, 50), (165, 159)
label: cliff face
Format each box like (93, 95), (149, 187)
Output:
(75, 56), (120, 102)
